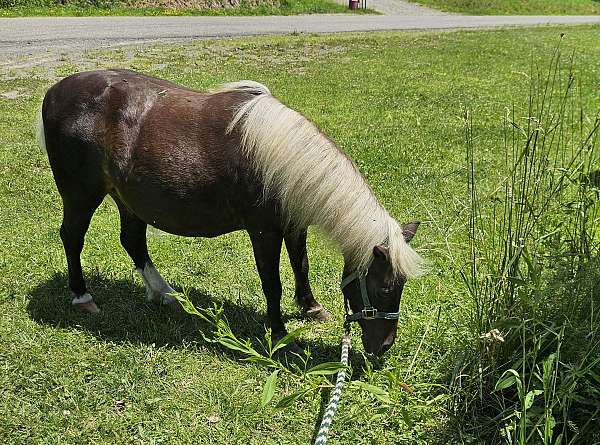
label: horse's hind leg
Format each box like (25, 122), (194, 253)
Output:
(60, 196), (103, 314)
(114, 198), (176, 305)
(284, 230), (331, 322)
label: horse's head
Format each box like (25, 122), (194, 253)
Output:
(341, 222), (420, 357)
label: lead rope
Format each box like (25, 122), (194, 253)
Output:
(313, 327), (352, 445)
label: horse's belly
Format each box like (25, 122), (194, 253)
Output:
(147, 207), (242, 238)
(114, 187), (246, 237)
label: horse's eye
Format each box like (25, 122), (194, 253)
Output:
(380, 287), (393, 295)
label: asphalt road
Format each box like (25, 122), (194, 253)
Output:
(1, 15), (600, 63)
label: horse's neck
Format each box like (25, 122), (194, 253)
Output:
(225, 86), (392, 272)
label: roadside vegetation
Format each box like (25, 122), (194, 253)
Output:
(0, 0), (350, 17)
(408, 0), (600, 15)
(1, 26), (599, 444)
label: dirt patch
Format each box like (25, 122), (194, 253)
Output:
(0, 90), (27, 99)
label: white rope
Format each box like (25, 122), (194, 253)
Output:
(314, 333), (351, 445)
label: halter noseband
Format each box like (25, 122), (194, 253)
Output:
(340, 271), (400, 325)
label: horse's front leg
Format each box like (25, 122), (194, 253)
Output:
(249, 230), (301, 353)
(284, 229), (331, 322)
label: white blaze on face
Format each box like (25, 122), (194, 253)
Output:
(136, 263), (176, 305)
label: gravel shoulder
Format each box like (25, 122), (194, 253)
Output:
(362, 0), (449, 15)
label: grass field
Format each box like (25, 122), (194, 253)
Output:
(408, 0), (600, 15)
(1, 26), (599, 444)
(0, 0), (351, 17)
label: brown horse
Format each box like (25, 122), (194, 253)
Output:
(39, 69), (424, 356)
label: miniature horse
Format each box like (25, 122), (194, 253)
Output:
(39, 70), (423, 356)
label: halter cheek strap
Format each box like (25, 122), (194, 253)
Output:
(341, 271), (400, 324)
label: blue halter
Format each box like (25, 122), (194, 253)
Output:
(340, 271), (400, 324)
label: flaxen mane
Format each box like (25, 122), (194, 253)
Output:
(222, 81), (424, 279)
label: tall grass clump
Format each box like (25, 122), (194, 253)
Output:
(455, 42), (600, 444)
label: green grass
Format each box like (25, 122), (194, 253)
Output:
(408, 0), (600, 15)
(0, 0), (352, 17)
(1, 26), (600, 444)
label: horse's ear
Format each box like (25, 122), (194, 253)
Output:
(373, 244), (390, 261)
(402, 221), (420, 243)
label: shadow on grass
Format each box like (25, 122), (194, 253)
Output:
(26, 272), (366, 369)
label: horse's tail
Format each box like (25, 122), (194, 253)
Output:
(36, 107), (47, 154)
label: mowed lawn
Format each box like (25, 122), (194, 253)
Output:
(408, 0), (600, 14)
(1, 26), (600, 444)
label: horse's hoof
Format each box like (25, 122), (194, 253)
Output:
(284, 341), (305, 356)
(147, 290), (177, 306)
(72, 294), (100, 314)
(164, 298), (184, 314)
(77, 301), (101, 314)
(304, 305), (332, 322)
(272, 331), (305, 357)
(275, 341), (305, 360)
